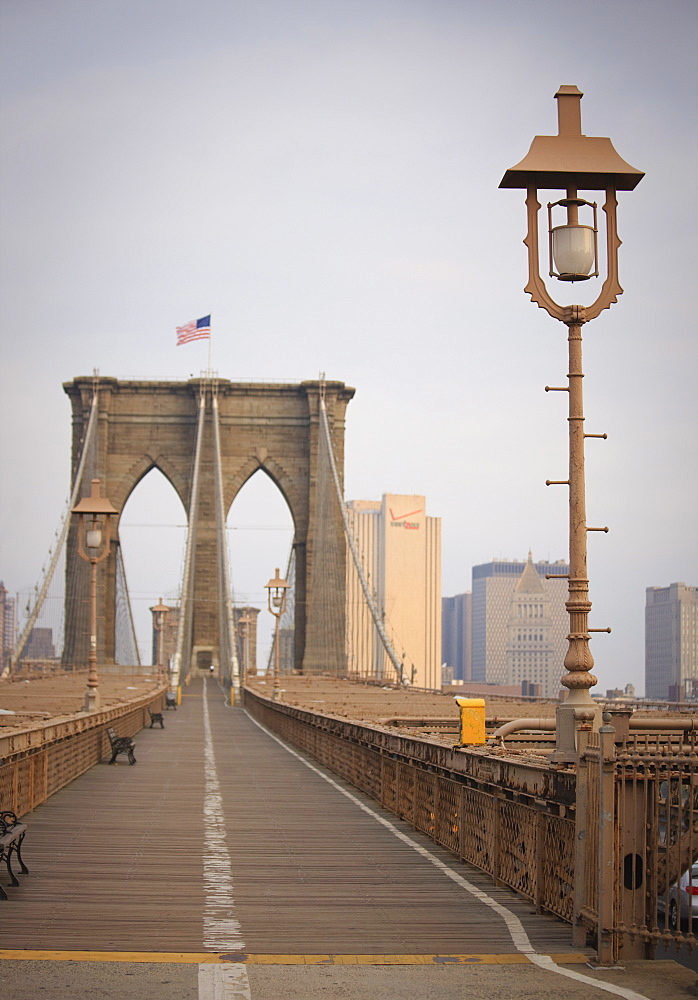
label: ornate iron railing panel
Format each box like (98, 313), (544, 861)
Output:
(541, 812), (575, 922)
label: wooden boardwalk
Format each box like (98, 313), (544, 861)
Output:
(1, 678), (579, 958)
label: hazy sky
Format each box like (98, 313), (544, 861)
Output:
(1, 0), (695, 691)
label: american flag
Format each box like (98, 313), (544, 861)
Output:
(176, 315), (211, 345)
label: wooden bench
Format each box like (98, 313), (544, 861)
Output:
(0, 811), (28, 899)
(148, 708), (164, 728)
(106, 727), (136, 765)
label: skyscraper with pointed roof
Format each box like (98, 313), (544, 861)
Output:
(505, 552), (555, 695)
(471, 554), (569, 698)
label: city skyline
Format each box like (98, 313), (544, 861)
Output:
(1, 1), (695, 694)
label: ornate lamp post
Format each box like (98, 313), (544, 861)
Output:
(500, 86), (643, 758)
(71, 479), (118, 712)
(264, 568), (289, 703)
(238, 612), (253, 688)
(150, 598), (170, 681)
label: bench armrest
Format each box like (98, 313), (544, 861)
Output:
(1, 811), (19, 831)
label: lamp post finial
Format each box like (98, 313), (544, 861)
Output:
(555, 85), (584, 137)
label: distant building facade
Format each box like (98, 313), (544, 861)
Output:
(346, 494), (441, 690)
(645, 583), (698, 700)
(442, 592), (472, 682)
(0, 582), (15, 674)
(472, 554), (570, 699)
(23, 627), (56, 660)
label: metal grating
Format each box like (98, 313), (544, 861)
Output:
(498, 799), (538, 901)
(461, 786), (496, 874)
(541, 813), (575, 921)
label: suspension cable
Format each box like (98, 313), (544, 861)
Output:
(318, 390), (406, 686)
(114, 545), (141, 666)
(171, 390), (206, 691)
(211, 393), (241, 699)
(10, 389), (100, 671)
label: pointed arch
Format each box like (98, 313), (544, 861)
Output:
(224, 454), (303, 537)
(63, 377), (354, 673)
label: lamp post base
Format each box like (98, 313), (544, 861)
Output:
(550, 700), (599, 763)
(84, 687), (100, 712)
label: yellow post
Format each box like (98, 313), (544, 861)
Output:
(454, 697), (486, 746)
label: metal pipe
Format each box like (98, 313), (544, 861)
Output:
(491, 714), (698, 743)
(629, 717), (698, 732)
(489, 718), (557, 740)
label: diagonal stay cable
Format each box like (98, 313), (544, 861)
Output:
(211, 393), (240, 699)
(172, 389), (207, 691)
(318, 388), (406, 686)
(11, 388), (99, 670)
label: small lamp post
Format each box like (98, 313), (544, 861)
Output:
(238, 612), (253, 687)
(71, 478), (118, 712)
(150, 598), (170, 681)
(264, 568), (289, 703)
(500, 86), (643, 757)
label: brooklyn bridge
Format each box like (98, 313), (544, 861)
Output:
(1, 374), (696, 1000)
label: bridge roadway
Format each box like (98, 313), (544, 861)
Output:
(1, 678), (692, 999)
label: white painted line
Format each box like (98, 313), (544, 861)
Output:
(198, 962), (252, 1000)
(202, 684), (245, 949)
(246, 710), (652, 1000)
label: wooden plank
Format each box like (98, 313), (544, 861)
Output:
(1, 679), (576, 956)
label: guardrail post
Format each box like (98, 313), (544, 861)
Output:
(535, 809), (546, 913)
(493, 796), (502, 885)
(595, 713), (619, 967)
(573, 745), (590, 947)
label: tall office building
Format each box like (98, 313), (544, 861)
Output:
(645, 583), (698, 700)
(23, 628), (56, 660)
(345, 494), (441, 690)
(442, 592), (472, 682)
(0, 582), (15, 674)
(472, 554), (570, 699)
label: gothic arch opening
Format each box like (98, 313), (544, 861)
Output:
(226, 470), (294, 674)
(118, 467), (187, 665)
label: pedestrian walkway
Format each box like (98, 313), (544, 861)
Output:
(1, 677), (694, 999)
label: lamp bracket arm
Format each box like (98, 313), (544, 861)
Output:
(523, 187), (565, 322)
(585, 187), (623, 321)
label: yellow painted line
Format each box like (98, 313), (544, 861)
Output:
(0, 951), (591, 966)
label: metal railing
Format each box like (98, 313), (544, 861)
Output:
(245, 692), (698, 963)
(575, 720), (698, 963)
(0, 687), (166, 818)
(244, 690), (575, 923)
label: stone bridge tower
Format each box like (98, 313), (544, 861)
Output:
(63, 377), (354, 676)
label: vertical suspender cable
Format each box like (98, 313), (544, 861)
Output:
(318, 392), (406, 686)
(172, 390), (206, 693)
